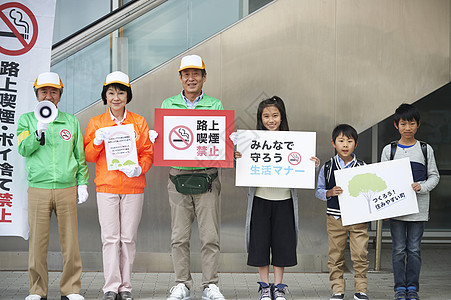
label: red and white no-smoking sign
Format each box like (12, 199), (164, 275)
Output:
(60, 129), (72, 141)
(0, 2), (38, 56)
(288, 152), (302, 165)
(169, 125), (193, 150)
(154, 108), (235, 168)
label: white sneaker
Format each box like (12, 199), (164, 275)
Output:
(167, 283), (190, 300)
(25, 295), (42, 300)
(62, 294), (85, 300)
(202, 284), (225, 300)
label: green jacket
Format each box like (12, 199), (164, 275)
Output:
(161, 93), (223, 110)
(161, 93), (224, 170)
(17, 111), (89, 189)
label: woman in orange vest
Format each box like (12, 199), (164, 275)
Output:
(84, 71), (153, 300)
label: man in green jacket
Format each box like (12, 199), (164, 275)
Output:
(17, 72), (89, 300)
(163, 55), (225, 300)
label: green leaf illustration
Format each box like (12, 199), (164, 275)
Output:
(348, 173), (387, 214)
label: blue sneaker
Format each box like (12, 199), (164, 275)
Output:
(395, 289), (407, 300)
(257, 282), (271, 300)
(407, 288), (419, 300)
(273, 283), (288, 300)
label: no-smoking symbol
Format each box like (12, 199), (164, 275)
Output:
(288, 152), (302, 165)
(60, 129), (71, 141)
(169, 125), (193, 150)
(0, 2), (38, 56)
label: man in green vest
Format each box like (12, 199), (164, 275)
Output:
(163, 55), (225, 300)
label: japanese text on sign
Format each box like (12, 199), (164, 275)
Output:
(153, 108), (234, 168)
(372, 189), (406, 211)
(105, 124), (139, 171)
(235, 130), (316, 189)
(0, 60), (18, 223)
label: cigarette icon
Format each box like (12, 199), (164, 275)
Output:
(0, 31), (28, 39)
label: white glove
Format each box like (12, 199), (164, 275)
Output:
(148, 129), (158, 143)
(77, 185), (88, 204)
(229, 132), (239, 146)
(35, 121), (48, 139)
(93, 127), (110, 145)
(118, 165), (142, 178)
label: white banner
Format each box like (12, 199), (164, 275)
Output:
(335, 158), (419, 226)
(235, 130), (316, 189)
(0, 0), (57, 239)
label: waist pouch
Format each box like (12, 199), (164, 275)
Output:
(169, 172), (218, 195)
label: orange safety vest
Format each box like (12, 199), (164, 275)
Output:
(84, 110), (153, 194)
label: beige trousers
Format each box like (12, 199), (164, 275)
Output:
(168, 168), (221, 290)
(27, 186), (82, 297)
(327, 215), (369, 294)
(97, 192), (144, 293)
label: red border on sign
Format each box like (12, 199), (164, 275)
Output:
(154, 108), (235, 168)
(0, 2), (39, 56)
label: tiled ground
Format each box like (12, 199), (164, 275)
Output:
(1, 245), (450, 299)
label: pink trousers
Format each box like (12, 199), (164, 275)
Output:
(97, 193), (144, 293)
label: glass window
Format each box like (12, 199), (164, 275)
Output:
(188, 0), (240, 47)
(123, 0), (241, 81)
(123, 0), (188, 81)
(52, 0), (274, 112)
(249, 0), (273, 14)
(53, 0), (110, 44)
(428, 176), (450, 230)
(51, 35), (110, 114)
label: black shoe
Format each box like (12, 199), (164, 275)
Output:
(103, 291), (117, 300)
(354, 292), (369, 300)
(330, 294), (344, 300)
(118, 291), (133, 300)
(61, 295), (84, 300)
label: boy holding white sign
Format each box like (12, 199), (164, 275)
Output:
(381, 104), (439, 300)
(315, 124), (369, 300)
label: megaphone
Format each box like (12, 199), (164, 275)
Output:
(34, 100), (58, 123)
(34, 100), (58, 145)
